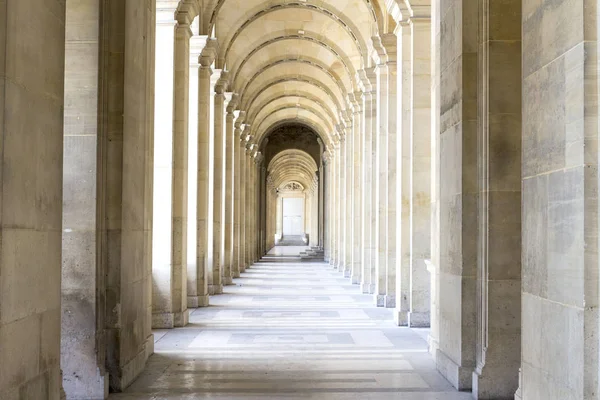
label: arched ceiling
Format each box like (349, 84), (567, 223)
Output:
(268, 149), (319, 190)
(202, 0), (388, 149)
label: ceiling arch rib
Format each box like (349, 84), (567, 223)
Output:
(252, 104), (334, 138)
(237, 58), (350, 101)
(229, 31), (360, 92)
(258, 119), (333, 150)
(240, 65), (347, 112)
(230, 36), (355, 92)
(246, 92), (338, 127)
(268, 149), (319, 189)
(212, 2), (373, 65)
(207, 0), (382, 39)
(240, 76), (345, 116)
(254, 108), (332, 145)
(248, 96), (337, 133)
(246, 82), (338, 126)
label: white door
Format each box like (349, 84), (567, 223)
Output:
(282, 197), (304, 235)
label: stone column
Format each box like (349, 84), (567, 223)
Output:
(436, 0), (478, 389)
(105, 1), (157, 390)
(223, 97), (235, 285)
(210, 78), (226, 294)
(194, 39), (217, 308)
(519, 0), (598, 396)
(1, 0), (64, 396)
(373, 37), (389, 307)
(337, 135), (346, 271)
(245, 144), (253, 266)
(344, 118), (354, 278)
(409, 16), (432, 328)
(352, 96), (363, 284)
(472, 0), (521, 394)
(396, 20), (412, 326)
(186, 32), (200, 307)
(238, 133), (247, 272)
(384, 34), (398, 309)
(359, 70), (374, 294)
(232, 115), (244, 277)
(323, 154), (331, 260)
(329, 145), (338, 266)
(152, 6), (192, 329)
(368, 70), (378, 294)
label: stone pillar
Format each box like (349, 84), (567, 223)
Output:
(245, 144), (253, 266)
(61, 0), (106, 397)
(194, 39), (217, 308)
(429, 0), (442, 362)
(323, 154), (331, 260)
(515, 69), (596, 386)
(238, 133), (247, 272)
(351, 95), (363, 284)
(223, 97), (235, 285)
(359, 70), (374, 294)
(152, 5), (191, 329)
(337, 135), (346, 271)
(232, 115), (244, 278)
(344, 118), (353, 278)
(436, 0), (478, 389)
(384, 34), (398, 309)
(330, 145), (338, 266)
(311, 177), (319, 247)
(368, 70), (378, 295)
(395, 19), (412, 326)
(408, 16), (432, 328)
(105, 1), (156, 390)
(210, 78), (226, 295)
(472, 0), (521, 396)
(186, 32), (200, 307)
(373, 37), (390, 307)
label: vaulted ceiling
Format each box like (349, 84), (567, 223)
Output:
(200, 0), (391, 151)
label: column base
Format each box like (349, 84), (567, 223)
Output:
(152, 310), (189, 329)
(360, 283), (371, 294)
(208, 284), (223, 295)
(472, 364), (520, 399)
(436, 348), (473, 390)
(110, 334), (154, 392)
(428, 337), (439, 362)
(223, 276), (233, 285)
(343, 267), (351, 278)
(375, 294), (385, 307)
(188, 294), (210, 308)
(394, 310), (409, 326)
(408, 311), (430, 327)
(351, 274), (361, 285)
(384, 295), (395, 308)
(233, 271), (241, 278)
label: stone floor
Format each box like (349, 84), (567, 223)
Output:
(110, 247), (470, 399)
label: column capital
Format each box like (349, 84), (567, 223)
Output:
(235, 111), (246, 128)
(199, 38), (218, 67)
(227, 92), (239, 113)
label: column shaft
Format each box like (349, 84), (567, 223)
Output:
(195, 51), (215, 308)
(375, 61), (389, 307)
(223, 109), (234, 285)
(232, 123), (242, 277)
(352, 102), (363, 284)
(211, 89), (225, 294)
(409, 19), (432, 328)
(344, 127), (353, 278)
(397, 22), (412, 325)
(360, 74), (374, 294)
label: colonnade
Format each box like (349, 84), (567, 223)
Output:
(150, 2), (264, 332)
(324, 11), (434, 330)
